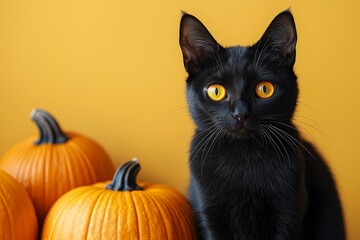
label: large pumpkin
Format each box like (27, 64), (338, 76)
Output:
(42, 159), (197, 239)
(0, 170), (38, 239)
(0, 109), (115, 227)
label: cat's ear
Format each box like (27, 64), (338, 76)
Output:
(257, 10), (297, 64)
(179, 13), (221, 73)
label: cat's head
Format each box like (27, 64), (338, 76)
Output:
(180, 10), (298, 139)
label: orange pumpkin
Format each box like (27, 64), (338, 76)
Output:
(42, 159), (197, 239)
(0, 109), (115, 228)
(0, 170), (38, 239)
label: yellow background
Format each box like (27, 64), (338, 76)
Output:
(0, 0), (359, 238)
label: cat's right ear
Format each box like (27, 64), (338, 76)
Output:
(179, 13), (221, 74)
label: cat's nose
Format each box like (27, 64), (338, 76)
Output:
(232, 113), (249, 124)
(232, 99), (250, 124)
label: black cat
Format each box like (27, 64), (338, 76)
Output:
(179, 10), (346, 240)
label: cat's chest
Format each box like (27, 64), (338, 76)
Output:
(189, 136), (301, 195)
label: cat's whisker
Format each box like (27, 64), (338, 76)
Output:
(150, 105), (189, 129)
(259, 125), (283, 162)
(195, 127), (221, 179)
(190, 125), (218, 163)
(164, 105), (188, 116)
(202, 126), (222, 161)
(264, 124), (304, 171)
(297, 101), (323, 114)
(265, 118), (315, 140)
(251, 129), (268, 151)
(261, 116), (317, 141)
(173, 128), (194, 149)
(262, 125), (289, 163)
(295, 102), (334, 138)
(201, 126), (224, 180)
(268, 124), (317, 159)
(293, 119), (334, 140)
(265, 124), (302, 160)
(258, 127), (269, 148)
(190, 130), (213, 158)
(199, 127), (219, 161)
(277, 120), (314, 144)
(174, 117), (216, 148)
(293, 115), (323, 128)
(265, 124), (304, 170)
(277, 132), (301, 160)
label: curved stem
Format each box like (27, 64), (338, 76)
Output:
(106, 158), (143, 191)
(31, 108), (69, 145)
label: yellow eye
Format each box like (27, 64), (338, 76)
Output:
(207, 84), (227, 101)
(255, 81), (275, 99)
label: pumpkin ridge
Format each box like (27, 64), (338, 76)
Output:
(132, 192), (155, 239)
(52, 146), (68, 200)
(64, 143), (89, 185)
(128, 190), (141, 239)
(72, 189), (99, 238)
(9, 145), (33, 184)
(100, 190), (116, 238)
(34, 146), (48, 223)
(14, 177), (38, 239)
(67, 141), (98, 183)
(165, 190), (196, 236)
(71, 137), (113, 180)
(83, 188), (108, 239)
(44, 187), (92, 237)
(18, 148), (31, 197)
(27, 146), (41, 217)
(11, 148), (29, 186)
(63, 188), (101, 238)
(98, 190), (115, 239)
(57, 145), (73, 192)
(151, 191), (182, 238)
(0, 179), (15, 238)
(43, 145), (52, 212)
(114, 192), (120, 240)
(0, 171), (38, 239)
(142, 191), (169, 239)
(155, 190), (193, 238)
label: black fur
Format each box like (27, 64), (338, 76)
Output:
(179, 10), (345, 240)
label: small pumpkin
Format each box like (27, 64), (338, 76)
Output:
(42, 159), (197, 239)
(0, 169), (38, 239)
(0, 109), (115, 228)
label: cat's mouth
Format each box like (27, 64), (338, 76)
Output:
(228, 126), (254, 139)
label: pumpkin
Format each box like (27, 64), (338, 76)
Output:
(0, 109), (115, 228)
(0, 169), (38, 239)
(42, 159), (197, 239)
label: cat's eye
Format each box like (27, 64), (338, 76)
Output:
(207, 84), (227, 101)
(255, 82), (275, 99)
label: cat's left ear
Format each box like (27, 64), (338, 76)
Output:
(179, 13), (222, 74)
(257, 10), (297, 65)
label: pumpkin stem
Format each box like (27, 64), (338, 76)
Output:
(106, 158), (143, 191)
(31, 109), (69, 145)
